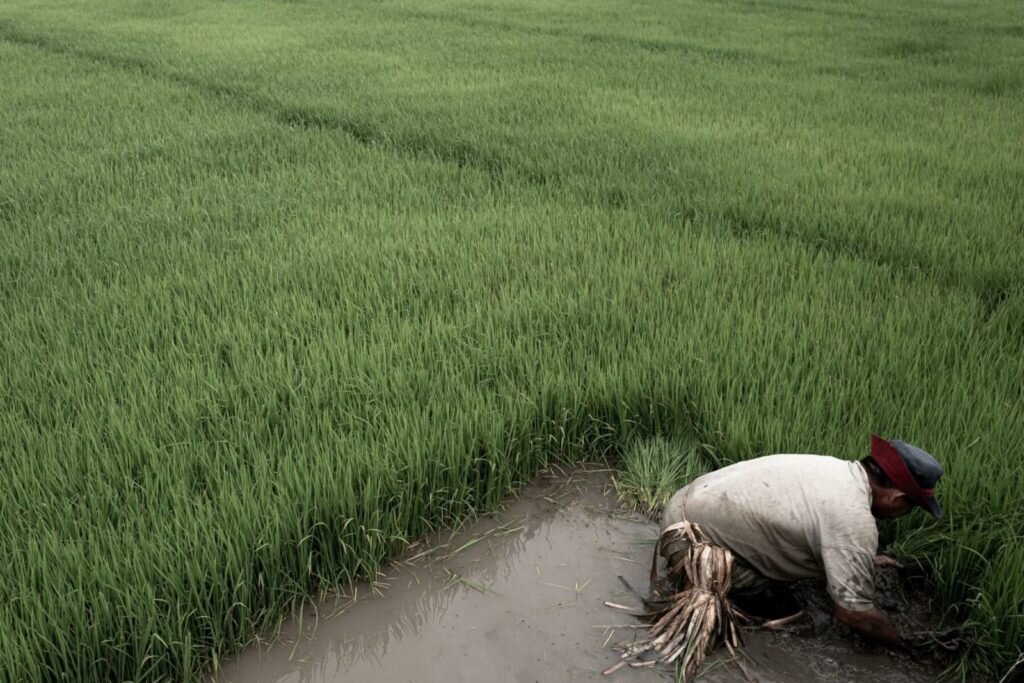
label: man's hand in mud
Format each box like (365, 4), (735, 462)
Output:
(902, 628), (967, 655)
(872, 554), (903, 569)
(834, 605), (902, 648)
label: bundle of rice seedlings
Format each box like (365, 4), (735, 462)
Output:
(603, 521), (745, 680)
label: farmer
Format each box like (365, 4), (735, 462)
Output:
(660, 434), (943, 648)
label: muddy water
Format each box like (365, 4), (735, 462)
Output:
(215, 468), (950, 683)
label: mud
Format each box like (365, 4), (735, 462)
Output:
(214, 468), (956, 683)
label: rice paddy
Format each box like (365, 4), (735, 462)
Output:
(0, 0), (1021, 680)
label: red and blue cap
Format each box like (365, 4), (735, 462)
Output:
(870, 434), (944, 518)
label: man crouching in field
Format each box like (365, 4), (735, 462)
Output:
(660, 434), (943, 648)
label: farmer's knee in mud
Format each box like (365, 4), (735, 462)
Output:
(660, 537), (690, 579)
(729, 581), (802, 621)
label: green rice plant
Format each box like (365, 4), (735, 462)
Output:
(614, 437), (715, 517)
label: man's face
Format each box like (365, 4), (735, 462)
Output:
(871, 488), (915, 519)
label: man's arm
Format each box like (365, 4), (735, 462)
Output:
(833, 603), (902, 648)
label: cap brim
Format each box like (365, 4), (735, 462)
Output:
(921, 496), (943, 519)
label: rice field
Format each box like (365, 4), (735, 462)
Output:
(0, 0), (1022, 680)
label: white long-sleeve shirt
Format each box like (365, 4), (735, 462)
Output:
(662, 454), (877, 611)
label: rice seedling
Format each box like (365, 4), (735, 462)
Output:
(604, 522), (744, 679)
(613, 437), (716, 518)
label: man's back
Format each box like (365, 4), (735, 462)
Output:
(662, 454), (877, 610)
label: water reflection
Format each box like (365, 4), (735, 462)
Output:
(216, 469), (654, 683)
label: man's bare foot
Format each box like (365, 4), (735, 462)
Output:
(760, 610), (805, 630)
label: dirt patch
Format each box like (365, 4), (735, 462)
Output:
(214, 468), (958, 683)
(701, 571), (957, 683)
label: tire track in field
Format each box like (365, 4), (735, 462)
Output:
(391, 8), (787, 67)
(0, 18), (560, 193)
(721, 204), (1022, 334)
(1, 18), (1019, 328)
(697, 0), (882, 22)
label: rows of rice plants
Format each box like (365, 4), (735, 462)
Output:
(1, 0), (1021, 680)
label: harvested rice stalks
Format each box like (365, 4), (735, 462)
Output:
(603, 521), (745, 680)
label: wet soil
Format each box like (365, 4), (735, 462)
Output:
(214, 467), (956, 683)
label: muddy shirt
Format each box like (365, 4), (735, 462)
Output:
(662, 454), (877, 611)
